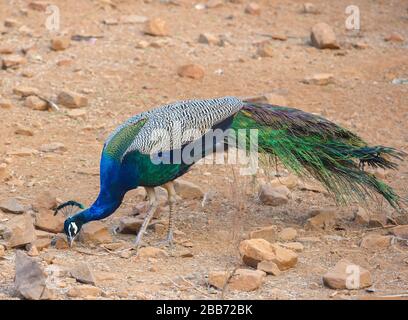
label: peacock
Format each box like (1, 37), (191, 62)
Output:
(54, 96), (405, 250)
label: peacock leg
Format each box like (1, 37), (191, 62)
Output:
(133, 187), (158, 252)
(157, 181), (181, 248)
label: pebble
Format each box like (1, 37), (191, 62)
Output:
(360, 234), (392, 249)
(177, 64), (205, 80)
(174, 179), (204, 199)
(13, 86), (40, 97)
(35, 210), (65, 233)
(249, 225), (276, 243)
(0, 98), (14, 109)
(70, 263), (97, 285)
(245, 3), (261, 15)
(323, 259), (372, 290)
(25, 95), (48, 111)
(51, 36), (71, 51)
(302, 73), (334, 85)
(144, 18), (169, 37)
(0, 198), (26, 214)
(79, 221), (112, 245)
(1, 55), (27, 69)
(57, 90), (88, 108)
(5, 214), (37, 248)
(278, 227), (297, 241)
(305, 208), (337, 230)
(310, 23), (339, 49)
(258, 184), (290, 206)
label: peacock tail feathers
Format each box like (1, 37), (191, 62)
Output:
(231, 102), (406, 210)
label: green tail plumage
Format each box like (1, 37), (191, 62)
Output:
(231, 102), (406, 210)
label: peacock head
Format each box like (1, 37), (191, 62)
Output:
(54, 201), (86, 247)
(64, 216), (84, 247)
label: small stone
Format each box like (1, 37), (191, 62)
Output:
(4, 19), (20, 28)
(144, 18), (169, 37)
(244, 93), (288, 106)
(208, 269), (265, 291)
(384, 32), (404, 43)
(305, 208), (337, 230)
(138, 246), (168, 258)
(278, 227), (297, 241)
(32, 238), (52, 251)
(354, 207), (370, 225)
(0, 244), (5, 257)
(33, 191), (58, 211)
(25, 95), (48, 111)
(353, 42), (369, 49)
(13, 86), (40, 97)
(257, 260), (281, 276)
(257, 42), (274, 58)
(5, 214), (36, 248)
(390, 225), (408, 239)
(56, 59), (74, 67)
(7, 147), (39, 157)
(0, 98), (14, 109)
(135, 40), (150, 49)
(198, 33), (220, 45)
(0, 163), (10, 181)
(18, 25), (34, 36)
(57, 90), (88, 108)
(249, 225), (276, 243)
(206, 0), (224, 8)
(54, 233), (69, 249)
(51, 36), (71, 51)
(120, 15), (147, 24)
(117, 217), (143, 234)
(26, 244), (39, 256)
(310, 23), (339, 49)
(35, 210), (64, 233)
(174, 179), (204, 199)
(39, 142), (66, 153)
(303, 73), (334, 85)
(360, 234), (392, 249)
(245, 2), (261, 15)
(67, 285), (102, 298)
(303, 3), (319, 14)
(0, 45), (15, 54)
(279, 242), (304, 252)
(103, 18), (119, 25)
(323, 259), (372, 290)
(0, 198), (26, 214)
(15, 250), (52, 300)
(258, 184), (290, 206)
(70, 263), (96, 285)
(15, 124), (34, 136)
(177, 64), (205, 80)
(180, 249), (194, 258)
(79, 221), (112, 245)
(2, 55), (27, 69)
(28, 1), (49, 11)
(66, 109), (87, 119)
(239, 238), (275, 267)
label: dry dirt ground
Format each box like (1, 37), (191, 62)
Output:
(0, 0), (408, 300)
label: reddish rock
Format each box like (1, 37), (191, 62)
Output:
(5, 214), (37, 248)
(384, 32), (404, 43)
(2, 55), (27, 69)
(303, 73), (334, 85)
(13, 86), (40, 97)
(390, 225), (408, 239)
(33, 191), (58, 211)
(209, 269), (265, 291)
(278, 227), (297, 241)
(138, 247), (168, 258)
(0, 198), (26, 214)
(198, 33), (220, 45)
(323, 259), (372, 290)
(70, 263), (96, 285)
(28, 1), (49, 11)
(245, 3), (261, 15)
(270, 243), (298, 271)
(258, 184), (290, 206)
(239, 238), (276, 267)
(174, 179), (204, 199)
(57, 90), (88, 108)
(354, 207), (370, 225)
(305, 208), (337, 230)
(79, 221), (112, 244)
(257, 260), (281, 276)
(310, 23), (339, 49)
(117, 217), (143, 234)
(144, 18), (169, 37)
(257, 42), (273, 58)
(177, 64), (205, 80)
(35, 210), (64, 233)
(51, 36), (71, 51)
(0, 98), (14, 109)
(249, 225), (276, 243)
(360, 234), (392, 249)
(25, 95), (48, 111)
(54, 233), (69, 249)
(32, 238), (52, 251)
(67, 285), (102, 298)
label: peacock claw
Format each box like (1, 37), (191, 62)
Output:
(155, 232), (174, 249)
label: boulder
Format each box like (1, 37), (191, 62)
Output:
(35, 210), (64, 233)
(6, 214), (36, 248)
(258, 184), (290, 206)
(79, 221), (112, 244)
(323, 259), (372, 289)
(70, 263), (96, 285)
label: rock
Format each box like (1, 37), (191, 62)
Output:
(0, 198), (26, 214)
(298, 236), (321, 243)
(353, 42), (369, 49)
(270, 243), (298, 270)
(360, 234), (392, 249)
(270, 175), (298, 189)
(239, 238), (275, 267)
(1, 55), (27, 69)
(208, 269), (265, 291)
(138, 247), (168, 258)
(15, 250), (53, 300)
(57, 59), (74, 67)
(79, 221), (112, 244)
(15, 124), (34, 136)
(33, 191), (58, 211)
(245, 3), (261, 15)
(144, 18), (169, 37)
(135, 40), (150, 48)
(249, 225), (276, 243)
(117, 217), (143, 234)
(303, 3), (319, 14)
(7, 147), (39, 157)
(0, 45), (15, 54)
(174, 179), (204, 199)
(258, 184), (290, 206)
(305, 208), (337, 230)
(13, 86), (40, 97)
(278, 227), (297, 241)
(70, 263), (96, 285)
(51, 36), (71, 51)
(0, 163), (10, 181)
(103, 18), (119, 25)
(32, 238), (52, 251)
(257, 260), (281, 276)
(66, 109), (87, 119)
(25, 95), (48, 111)
(26, 244), (39, 256)
(354, 207), (370, 225)
(0, 98), (14, 109)
(28, 1), (49, 11)
(390, 225), (408, 239)
(5, 214), (36, 248)
(4, 18), (20, 28)
(19, 25), (34, 36)
(206, 0), (223, 8)
(198, 33), (220, 45)
(303, 73), (334, 85)
(0, 244), (5, 257)
(39, 142), (66, 153)
(54, 233), (69, 249)
(279, 242), (304, 252)
(177, 64), (205, 80)
(368, 214), (387, 228)
(57, 90), (88, 108)
(67, 285), (102, 298)
(120, 15), (147, 24)
(323, 259), (372, 289)
(384, 33), (404, 43)
(310, 23), (339, 49)
(244, 93), (288, 106)
(35, 210), (64, 233)
(257, 42), (273, 58)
